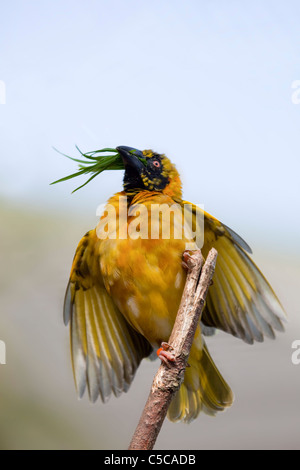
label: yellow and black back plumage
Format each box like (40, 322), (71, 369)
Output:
(63, 146), (286, 422)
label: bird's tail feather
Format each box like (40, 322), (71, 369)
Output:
(167, 341), (233, 423)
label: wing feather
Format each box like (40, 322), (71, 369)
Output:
(183, 202), (287, 343)
(65, 229), (153, 402)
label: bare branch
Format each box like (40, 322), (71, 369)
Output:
(128, 248), (218, 450)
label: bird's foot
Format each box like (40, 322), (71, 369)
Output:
(157, 342), (175, 367)
(182, 250), (195, 270)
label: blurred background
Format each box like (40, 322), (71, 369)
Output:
(0, 0), (300, 450)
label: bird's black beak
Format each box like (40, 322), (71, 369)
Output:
(116, 146), (145, 173)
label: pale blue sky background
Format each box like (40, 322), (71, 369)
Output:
(1, 0), (300, 251)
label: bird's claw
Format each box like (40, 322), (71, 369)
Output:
(182, 251), (195, 270)
(157, 342), (175, 367)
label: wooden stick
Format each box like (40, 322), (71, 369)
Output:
(128, 248), (218, 450)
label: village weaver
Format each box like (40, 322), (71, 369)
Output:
(63, 146), (286, 423)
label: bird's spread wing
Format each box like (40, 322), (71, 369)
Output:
(183, 202), (287, 344)
(64, 229), (153, 402)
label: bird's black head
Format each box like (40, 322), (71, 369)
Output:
(117, 146), (178, 195)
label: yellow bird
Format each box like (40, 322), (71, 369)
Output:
(63, 146), (286, 423)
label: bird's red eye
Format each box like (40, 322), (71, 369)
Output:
(153, 161), (160, 168)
